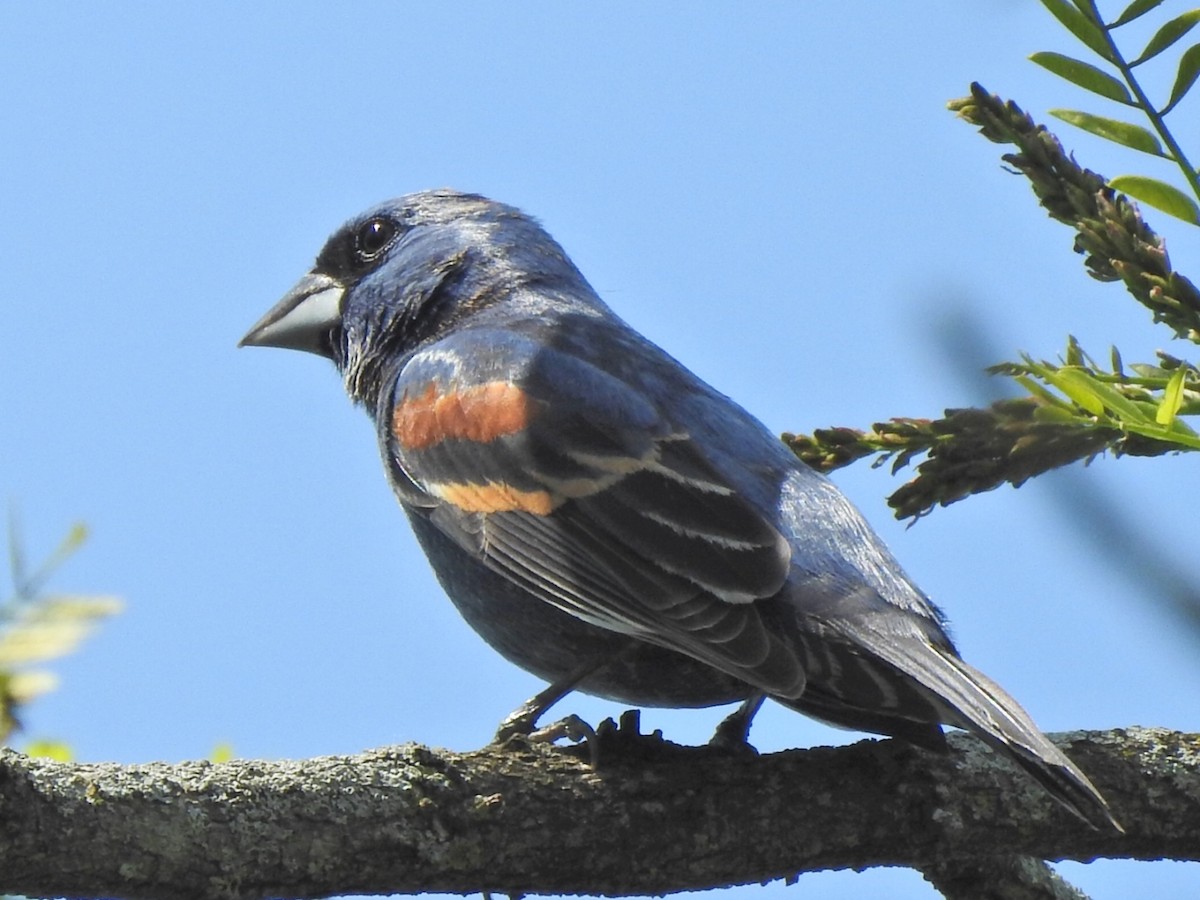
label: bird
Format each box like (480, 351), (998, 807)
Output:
(240, 189), (1119, 830)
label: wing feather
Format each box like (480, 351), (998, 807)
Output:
(387, 328), (804, 696)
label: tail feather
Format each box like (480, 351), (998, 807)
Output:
(936, 653), (1122, 832)
(792, 618), (1121, 831)
(781, 631), (951, 750)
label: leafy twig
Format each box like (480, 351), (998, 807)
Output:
(1032, 0), (1200, 224)
(787, 341), (1197, 520)
(788, 83), (1200, 520)
(948, 83), (1200, 341)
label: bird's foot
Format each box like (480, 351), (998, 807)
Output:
(706, 695), (764, 756)
(492, 699), (545, 745)
(592, 709), (669, 756)
(491, 655), (612, 745)
(498, 708), (676, 767)
(529, 714), (601, 766)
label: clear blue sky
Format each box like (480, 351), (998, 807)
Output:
(3, 3), (1197, 898)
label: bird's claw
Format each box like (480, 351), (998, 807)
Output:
(529, 714), (601, 765)
(492, 699), (602, 767)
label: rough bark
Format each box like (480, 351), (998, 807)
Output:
(1, 724), (1197, 900)
(922, 855), (1093, 900)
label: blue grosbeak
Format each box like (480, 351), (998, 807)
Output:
(240, 190), (1117, 829)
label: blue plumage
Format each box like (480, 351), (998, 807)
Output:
(241, 189), (1118, 830)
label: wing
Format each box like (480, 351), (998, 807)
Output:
(383, 325), (806, 698)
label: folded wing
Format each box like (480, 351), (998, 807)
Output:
(384, 327), (805, 698)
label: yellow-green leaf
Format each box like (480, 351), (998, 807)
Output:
(1045, 366), (1160, 424)
(1157, 367), (1188, 424)
(57, 523), (89, 558)
(1031, 404), (1082, 424)
(1131, 362), (1170, 378)
(1041, 367), (1107, 416)
(1037, 0), (1116, 60)
(25, 739), (73, 761)
(0, 595), (123, 666)
(1123, 415), (1200, 448)
(1030, 52), (1132, 103)
(5, 670), (59, 703)
(1114, 0), (1165, 29)
(1014, 374), (1067, 406)
(1109, 175), (1200, 224)
(1049, 109), (1165, 156)
(1162, 41), (1200, 114)
(1065, 334), (1087, 366)
(1133, 10), (1200, 64)
(1082, 377), (1157, 423)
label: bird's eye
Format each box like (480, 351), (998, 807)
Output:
(356, 217), (398, 260)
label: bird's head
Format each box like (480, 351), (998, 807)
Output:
(240, 189), (587, 406)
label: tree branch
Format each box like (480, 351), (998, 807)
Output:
(2, 725), (1197, 900)
(922, 854), (1092, 900)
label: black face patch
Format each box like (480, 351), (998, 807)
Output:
(315, 214), (405, 282)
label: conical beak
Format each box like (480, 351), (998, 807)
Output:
(239, 272), (345, 357)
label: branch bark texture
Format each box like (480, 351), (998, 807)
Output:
(2, 726), (1197, 900)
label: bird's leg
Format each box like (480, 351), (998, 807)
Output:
(492, 652), (611, 743)
(709, 693), (765, 752)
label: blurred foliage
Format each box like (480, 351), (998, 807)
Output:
(789, 59), (1198, 519)
(2, 519), (122, 746)
(22, 739), (73, 762)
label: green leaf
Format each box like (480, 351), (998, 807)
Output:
(1131, 362), (1170, 378)
(1083, 379), (1161, 424)
(1157, 367), (1188, 424)
(1133, 10), (1200, 64)
(1162, 41), (1200, 114)
(1041, 367), (1108, 415)
(1065, 334), (1086, 367)
(1109, 174), (1200, 224)
(1049, 109), (1165, 156)
(1013, 374), (1067, 407)
(1113, 0), (1165, 28)
(1131, 419), (1200, 448)
(1096, 392), (1159, 426)
(1038, 0), (1117, 60)
(1110, 345), (1125, 375)
(1030, 52), (1132, 103)
(1031, 403), (1082, 424)
(1031, 358), (1164, 425)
